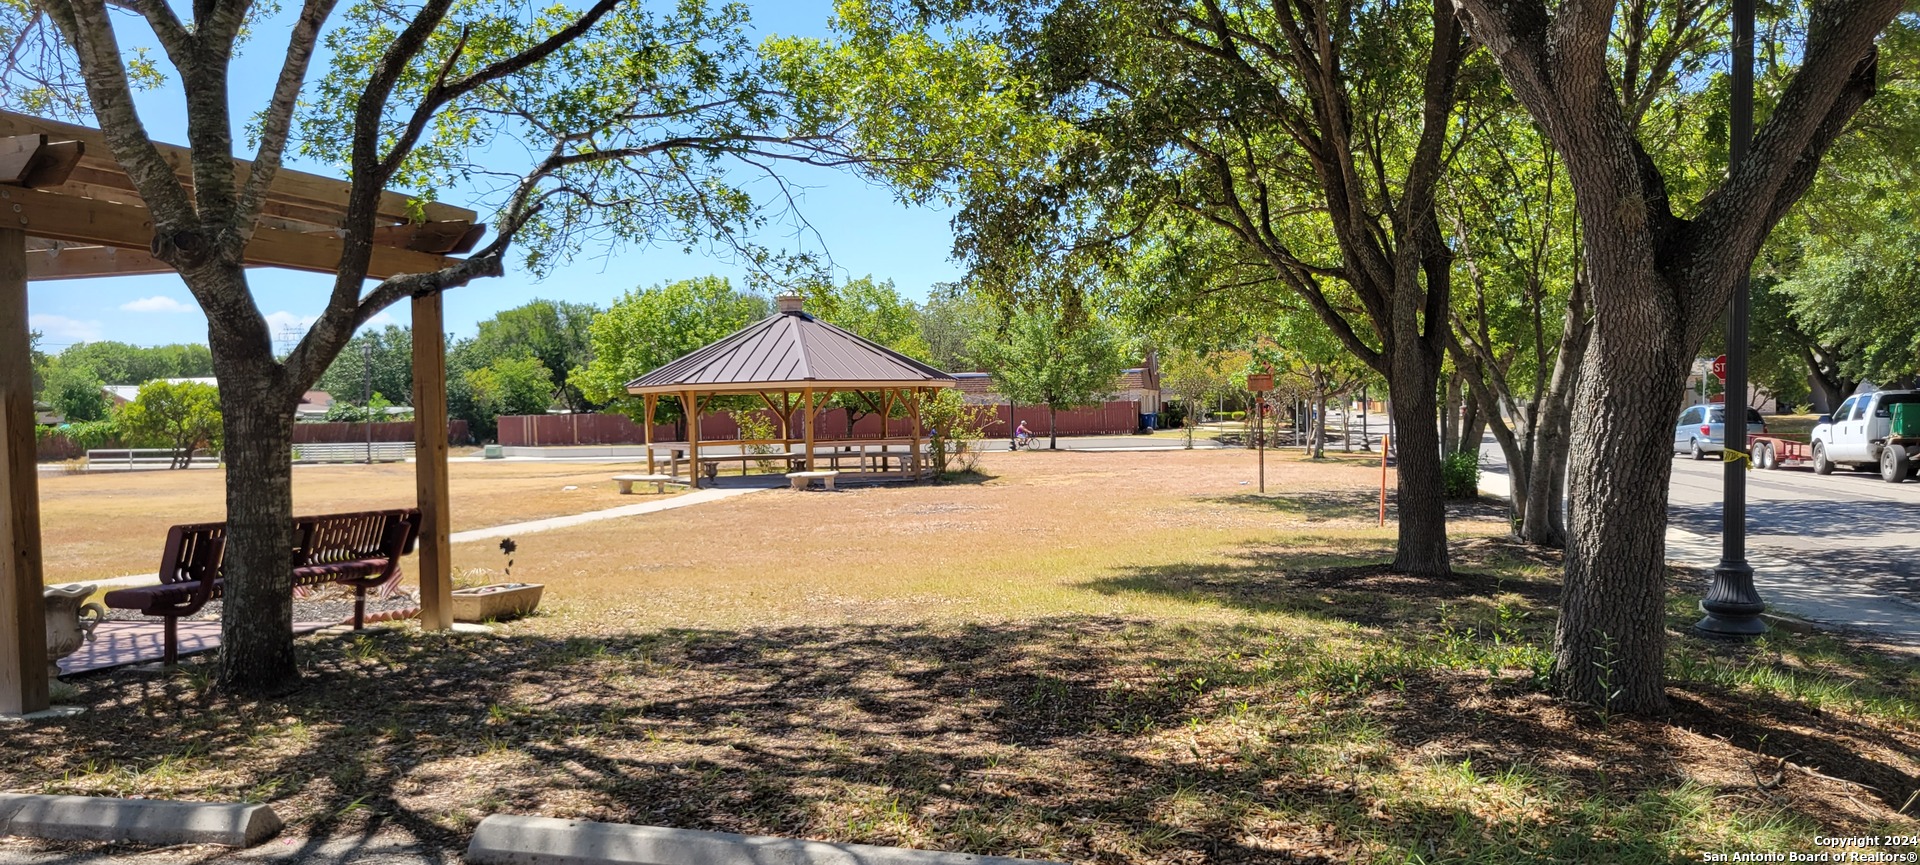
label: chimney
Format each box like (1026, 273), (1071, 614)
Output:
(776, 294), (805, 314)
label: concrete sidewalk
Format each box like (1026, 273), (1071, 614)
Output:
(1479, 470), (1920, 652)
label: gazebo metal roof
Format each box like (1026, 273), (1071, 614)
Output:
(625, 298), (958, 395)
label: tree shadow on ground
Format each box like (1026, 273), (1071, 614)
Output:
(9, 559), (1917, 864)
(1207, 490), (1508, 526)
(1083, 541), (1559, 626)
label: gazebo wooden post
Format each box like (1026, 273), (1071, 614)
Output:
(643, 394), (656, 475)
(803, 387), (816, 471)
(909, 387), (925, 478)
(411, 290), (453, 631)
(0, 226), (48, 715)
(685, 391), (702, 489)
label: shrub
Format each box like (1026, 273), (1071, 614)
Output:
(1228, 410), (1246, 421)
(728, 409), (779, 470)
(1442, 450), (1481, 499)
(924, 390), (992, 475)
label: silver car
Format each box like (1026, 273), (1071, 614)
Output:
(1674, 404), (1768, 460)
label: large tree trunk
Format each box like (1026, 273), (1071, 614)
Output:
(1388, 356), (1449, 577)
(213, 359), (301, 695)
(1440, 374), (1461, 454)
(1047, 406), (1057, 450)
(1554, 274), (1690, 714)
(1311, 387), (1326, 458)
(1804, 349), (1852, 415)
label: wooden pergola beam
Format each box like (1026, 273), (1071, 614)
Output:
(4, 187), (466, 280)
(24, 245), (175, 280)
(0, 112), (474, 225)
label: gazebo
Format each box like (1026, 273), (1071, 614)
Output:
(1, 111), (478, 715)
(626, 295), (957, 487)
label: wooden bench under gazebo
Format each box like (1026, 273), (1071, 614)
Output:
(624, 295), (957, 489)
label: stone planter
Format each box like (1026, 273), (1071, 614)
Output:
(451, 583), (544, 623)
(44, 585), (106, 675)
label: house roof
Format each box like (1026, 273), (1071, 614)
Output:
(102, 377), (218, 404)
(626, 297), (958, 395)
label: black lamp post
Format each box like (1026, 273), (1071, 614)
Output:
(1698, 0), (1769, 637)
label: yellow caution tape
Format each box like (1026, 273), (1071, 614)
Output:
(1722, 448), (1753, 470)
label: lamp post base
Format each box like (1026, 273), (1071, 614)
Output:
(1696, 559), (1769, 637)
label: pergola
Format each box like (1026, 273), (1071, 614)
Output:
(0, 111), (481, 715)
(626, 295), (957, 487)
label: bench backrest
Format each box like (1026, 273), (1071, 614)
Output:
(293, 510), (421, 567)
(157, 522), (227, 585)
(156, 509), (421, 582)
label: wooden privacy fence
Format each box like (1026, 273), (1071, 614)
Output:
(496, 402), (1146, 447)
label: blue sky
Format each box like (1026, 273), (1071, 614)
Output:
(28, 2), (962, 354)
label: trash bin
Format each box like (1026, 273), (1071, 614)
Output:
(483, 444), (504, 459)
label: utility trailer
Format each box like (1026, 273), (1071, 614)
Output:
(1746, 435), (1814, 470)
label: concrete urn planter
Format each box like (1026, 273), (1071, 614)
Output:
(44, 585), (106, 675)
(451, 583), (544, 623)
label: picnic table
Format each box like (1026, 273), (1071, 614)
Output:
(647, 439), (935, 483)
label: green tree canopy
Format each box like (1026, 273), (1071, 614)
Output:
(970, 296), (1129, 448)
(315, 326), (414, 409)
(916, 286), (988, 373)
(574, 277), (771, 422)
(39, 360), (110, 423)
(464, 355), (557, 420)
(119, 380), (223, 469)
(467, 300), (600, 412)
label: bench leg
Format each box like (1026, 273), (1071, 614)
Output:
(163, 617), (178, 667)
(824, 476), (835, 491)
(617, 480), (634, 494)
(354, 587), (367, 630)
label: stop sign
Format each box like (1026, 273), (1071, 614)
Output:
(1711, 355), (1727, 381)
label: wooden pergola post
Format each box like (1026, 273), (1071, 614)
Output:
(643, 394), (656, 475)
(0, 227), (48, 715)
(412, 290), (452, 631)
(685, 391), (702, 489)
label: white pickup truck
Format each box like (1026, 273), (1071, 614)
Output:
(1810, 389), (1920, 482)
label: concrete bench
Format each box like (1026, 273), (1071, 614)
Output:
(612, 474), (682, 494)
(787, 470), (839, 491)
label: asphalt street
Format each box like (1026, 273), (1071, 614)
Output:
(1664, 453), (1920, 610)
(1481, 432), (1920, 613)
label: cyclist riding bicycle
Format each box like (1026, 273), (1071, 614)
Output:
(1014, 420), (1034, 449)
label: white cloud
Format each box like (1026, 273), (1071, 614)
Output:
(119, 295), (194, 313)
(366, 312), (397, 327)
(28, 314), (103, 343)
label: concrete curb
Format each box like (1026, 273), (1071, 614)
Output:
(466, 815), (1063, 865)
(0, 794), (281, 847)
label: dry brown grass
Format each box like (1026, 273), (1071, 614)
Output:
(488, 449), (1435, 633)
(37, 460), (685, 581)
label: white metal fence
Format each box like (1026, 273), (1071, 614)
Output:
(83, 448), (221, 470)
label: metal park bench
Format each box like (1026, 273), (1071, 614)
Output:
(102, 509), (422, 665)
